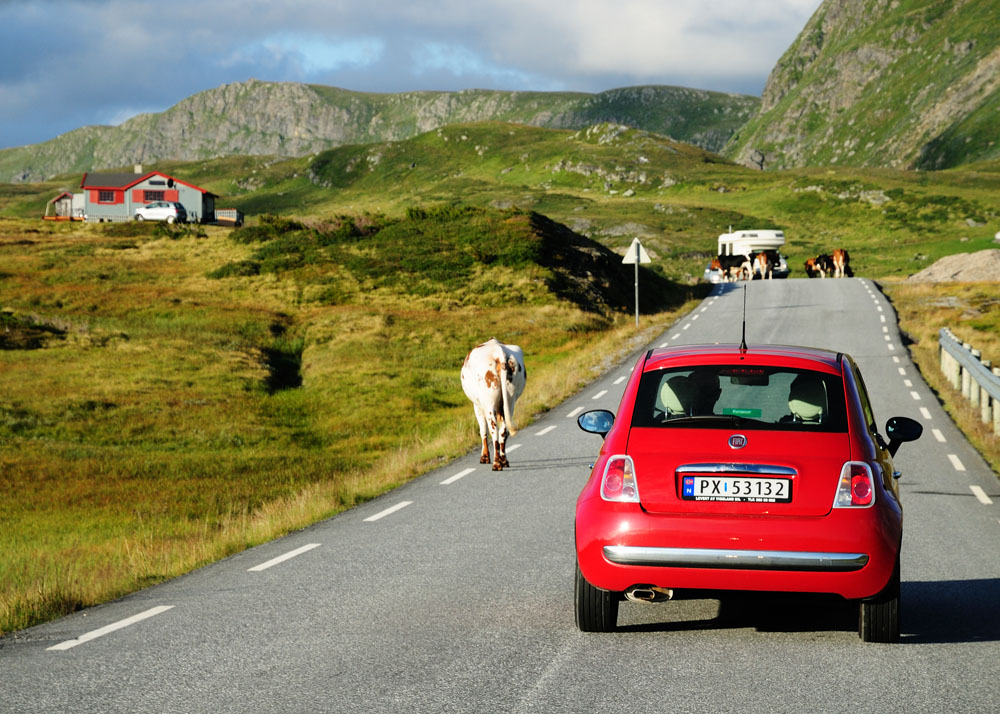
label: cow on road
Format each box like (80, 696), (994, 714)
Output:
(461, 338), (526, 471)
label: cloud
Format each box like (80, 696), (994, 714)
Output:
(0, 0), (823, 149)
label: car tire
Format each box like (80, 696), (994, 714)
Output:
(575, 563), (619, 632)
(135, 215), (144, 221)
(859, 555), (900, 643)
(166, 216), (175, 224)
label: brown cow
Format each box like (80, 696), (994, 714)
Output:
(832, 248), (851, 278)
(804, 254), (834, 278)
(711, 253), (752, 282)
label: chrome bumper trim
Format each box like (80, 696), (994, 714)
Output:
(676, 463), (797, 476)
(603, 546), (869, 572)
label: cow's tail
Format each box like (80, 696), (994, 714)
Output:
(500, 357), (517, 436)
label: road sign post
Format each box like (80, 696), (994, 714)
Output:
(621, 237), (651, 327)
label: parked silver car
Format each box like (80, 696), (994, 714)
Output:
(134, 201), (187, 223)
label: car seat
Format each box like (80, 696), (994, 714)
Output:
(787, 373), (826, 424)
(659, 375), (693, 417)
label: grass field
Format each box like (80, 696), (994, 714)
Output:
(1, 122), (998, 635)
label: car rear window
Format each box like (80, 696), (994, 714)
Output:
(631, 365), (848, 432)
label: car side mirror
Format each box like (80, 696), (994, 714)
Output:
(885, 416), (922, 457)
(578, 410), (615, 438)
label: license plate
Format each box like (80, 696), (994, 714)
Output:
(682, 475), (791, 502)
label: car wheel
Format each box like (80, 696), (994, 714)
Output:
(575, 563), (619, 632)
(166, 216), (175, 224)
(859, 555), (900, 643)
(135, 215), (144, 221)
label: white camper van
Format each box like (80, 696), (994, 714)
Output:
(703, 229), (790, 283)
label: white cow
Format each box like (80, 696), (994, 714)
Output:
(460, 338), (526, 471)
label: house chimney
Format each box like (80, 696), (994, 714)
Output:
(134, 164), (143, 174)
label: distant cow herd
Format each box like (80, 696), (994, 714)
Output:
(709, 249), (781, 282)
(804, 248), (852, 278)
(711, 247), (852, 281)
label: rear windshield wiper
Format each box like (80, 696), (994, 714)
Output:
(660, 414), (746, 427)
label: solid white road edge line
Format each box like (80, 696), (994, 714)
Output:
(364, 501), (413, 522)
(248, 543), (321, 572)
(970, 486), (993, 505)
(48, 606), (174, 651)
(441, 468), (476, 485)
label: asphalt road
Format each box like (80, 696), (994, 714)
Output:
(2, 278), (998, 713)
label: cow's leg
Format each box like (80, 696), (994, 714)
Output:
(497, 419), (509, 468)
(486, 411), (504, 471)
(473, 404), (490, 464)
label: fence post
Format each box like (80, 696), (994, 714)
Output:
(961, 344), (972, 399)
(995, 366), (1000, 436)
(970, 350), (982, 408)
(982, 361), (993, 424)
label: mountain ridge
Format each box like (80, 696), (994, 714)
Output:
(0, 81), (758, 183)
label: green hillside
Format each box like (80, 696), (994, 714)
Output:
(725, 0), (1000, 170)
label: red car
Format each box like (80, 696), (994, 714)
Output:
(575, 343), (922, 642)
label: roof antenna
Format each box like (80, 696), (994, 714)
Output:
(740, 285), (748, 352)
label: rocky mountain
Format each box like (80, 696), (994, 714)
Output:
(0, 81), (758, 183)
(724, 0), (1000, 170)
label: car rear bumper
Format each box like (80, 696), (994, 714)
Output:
(576, 500), (900, 600)
(603, 545), (869, 572)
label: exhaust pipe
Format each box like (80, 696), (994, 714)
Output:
(625, 586), (674, 603)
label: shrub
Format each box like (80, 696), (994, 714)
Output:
(207, 260), (262, 278)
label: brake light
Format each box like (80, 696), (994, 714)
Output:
(601, 456), (639, 503)
(833, 462), (876, 508)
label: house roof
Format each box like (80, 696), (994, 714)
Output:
(80, 170), (218, 197)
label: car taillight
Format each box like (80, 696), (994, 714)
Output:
(601, 455), (639, 503)
(833, 461), (876, 508)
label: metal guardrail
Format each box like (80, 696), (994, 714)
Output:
(939, 328), (1000, 435)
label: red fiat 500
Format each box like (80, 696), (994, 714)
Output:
(575, 344), (922, 642)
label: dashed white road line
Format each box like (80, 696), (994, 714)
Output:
(904, 380), (913, 387)
(592, 390), (608, 400)
(613, 376), (627, 385)
(364, 501), (413, 522)
(48, 606), (174, 651)
(932, 428), (946, 443)
(248, 543), (321, 572)
(441, 467), (476, 485)
(898, 368), (906, 375)
(910, 391), (921, 400)
(566, 406), (583, 418)
(948, 454), (966, 472)
(536, 425), (557, 436)
(506, 443), (521, 452)
(920, 407), (932, 419)
(970, 486), (993, 505)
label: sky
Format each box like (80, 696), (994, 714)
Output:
(0, 0), (824, 150)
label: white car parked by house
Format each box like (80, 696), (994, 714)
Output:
(134, 201), (187, 223)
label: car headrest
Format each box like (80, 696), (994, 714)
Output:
(659, 375), (693, 415)
(789, 374), (826, 423)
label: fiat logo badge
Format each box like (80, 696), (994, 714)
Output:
(728, 434), (747, 449)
